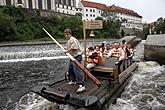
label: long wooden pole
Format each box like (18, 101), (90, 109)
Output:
(43, 28), (101, 86)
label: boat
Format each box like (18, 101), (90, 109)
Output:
(32, 55), (138, 110)
(32, 28), (138, 110)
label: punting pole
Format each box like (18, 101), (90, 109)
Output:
(43, 28), (101, 86)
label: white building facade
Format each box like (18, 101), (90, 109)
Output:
(78, 0), (107, 21)
(0, 0), (79, 15)
(78, 1), (143, 30)
(109, 5), (143, 30)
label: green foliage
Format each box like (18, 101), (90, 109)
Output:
(143, 23), (149, 39)
(143, 17), (165, 39)
(0, 6), (121, 42)
(0, 8), (17, 41)
(155, 17), (165, 34)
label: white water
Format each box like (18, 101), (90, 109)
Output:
(109, 61), (165, 110)
(2, 40), (164, 110)
(0, 56), (68, 63)
(16, 61), (165, 110)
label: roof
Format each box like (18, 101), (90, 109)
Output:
(108, 4), (142, 18)
(80, 0), (108, 10)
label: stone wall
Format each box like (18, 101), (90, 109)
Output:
(120, 36), (140, 48)
(144, 34), (165, 64)
(25, 8), (74, 17)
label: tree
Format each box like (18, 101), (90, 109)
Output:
(0, 9), (17, 41)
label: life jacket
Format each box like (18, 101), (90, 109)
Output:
(111, 48), (121, 59)
(87, 53), (101, 64)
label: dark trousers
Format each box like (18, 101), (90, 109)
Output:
(68, 55), (83, 85)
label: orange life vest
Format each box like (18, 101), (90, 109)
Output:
(87, 56), (100, 64)
(111, 49), (121, 59)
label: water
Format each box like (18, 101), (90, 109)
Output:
(0, 40), (113, 60)
(108, 61), (165, 110)
(0, 57), (69, 110)
(107, 40), (165, 110)
(0, 40), (165, 110)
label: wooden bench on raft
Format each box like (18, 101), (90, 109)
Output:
(91, 56), (133, 87)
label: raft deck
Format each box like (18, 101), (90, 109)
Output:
(32, 61), (138, 109)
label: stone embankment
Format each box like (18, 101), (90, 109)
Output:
(144, 34), (165, 64)
(120, 36), (141, 48)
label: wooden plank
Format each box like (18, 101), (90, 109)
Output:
(93, 67), (114, 72)
(83, 80), (107, 96)
(103, 72), (134, 104)
(91, 80), (110, 96)
(119, 63), (137, 83)
(97, 63), (138, 102)
(96, 82), (117, 100)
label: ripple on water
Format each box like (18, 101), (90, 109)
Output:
(107, 61), (165, 110)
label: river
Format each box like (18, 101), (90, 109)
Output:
(0, 40), (165, 110)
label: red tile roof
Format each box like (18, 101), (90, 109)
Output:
(81, 0), (108, 10)
(108, 4), (142, 18)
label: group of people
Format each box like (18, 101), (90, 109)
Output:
(86, 40), (133, 70)
(63, 28), (133, 93)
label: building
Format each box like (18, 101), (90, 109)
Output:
(108, 4), (143, 30)
(0, 0), (78, 15)
(0, 0), (143, 30)
(78, 0), (142, 30)
(78, 0), (108, 21)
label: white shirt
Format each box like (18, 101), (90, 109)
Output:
(67, 36), (82, 57)
(108, 48), (125, 61)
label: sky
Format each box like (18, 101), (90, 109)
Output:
(80, 0), (165, 23)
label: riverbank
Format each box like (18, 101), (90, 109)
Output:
(0, 38), (117, 47)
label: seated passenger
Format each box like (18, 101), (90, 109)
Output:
(127, 45), (134, 57)
(87, 47), (101, 69)
(104, 43), (112, 56)
(87, 47), (94, 56)
(108, 42), (125, 64)
(94, 45), (101, 56)
(120, 40), (130, 58)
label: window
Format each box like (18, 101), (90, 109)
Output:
(90, 9), (92, 12)
(38, 0), (42, 9)
(93, 9), (95, 12)
(63, 0), (66, 5)
(68, 0), (71, 6)
(93, 15), (95, 17)
(17, 0), (22, 4)
(6, 0), (11, 6)
(90, 14), (92, 17)
(47, 0), (51, 10)
(28, 0), (32, 9)
(86, 9), (88, 12)
(86, 14), (88, 17)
